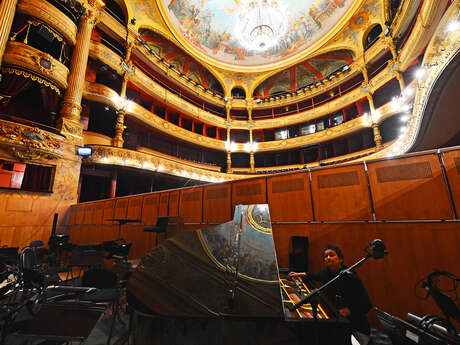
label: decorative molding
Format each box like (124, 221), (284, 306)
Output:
(3, 41), (68, 90)
(85, 145), (252, 182)
(0, 119), (64, 161)
(17, 0), (77, 46)
(369, 0), (460, 159)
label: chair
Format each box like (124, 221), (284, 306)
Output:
(80, 268), (123, 345)
(68, 246), (104, 280)
(144, 216), (169, 246)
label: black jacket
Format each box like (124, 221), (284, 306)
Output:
(305, 265), (372, 334)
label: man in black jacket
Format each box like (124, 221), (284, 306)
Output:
(288, 244), (372, 345)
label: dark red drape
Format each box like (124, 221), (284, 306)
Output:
(21, 164), (53, 192)
(0, 73), (34, 110)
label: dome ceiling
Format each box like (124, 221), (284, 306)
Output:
(160, 0), (356, 67)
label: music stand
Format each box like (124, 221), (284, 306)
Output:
(106, 218), (142, 241)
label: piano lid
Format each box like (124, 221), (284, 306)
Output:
(128, 204), (284, 318)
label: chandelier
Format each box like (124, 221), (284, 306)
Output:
(234, 0), (289, 52)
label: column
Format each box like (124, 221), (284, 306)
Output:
(249, 153), (255, 172)
(246, 99), (253, 121)
(58, 4), (100, 144)
(225, 102), (231, 121)
(112, 40), (134, 147)
(367, 93), (382, 149)
(394, 70), (406, 92)
(110, 170), (118, 198)
(0, 0), (19, 80)
(226, 151), (232, 173)
(113, 76), (128, 147)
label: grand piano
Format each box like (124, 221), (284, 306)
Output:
(127, 204), (351, 345)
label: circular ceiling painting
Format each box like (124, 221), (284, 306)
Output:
(162, 0), (354, 66)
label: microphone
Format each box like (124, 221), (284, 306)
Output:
(367, 239), (387, 259)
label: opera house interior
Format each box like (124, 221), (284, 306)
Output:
(0, 0), (459, 343)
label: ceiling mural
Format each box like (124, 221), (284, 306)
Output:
(254, 49), (353, 96)
(161, 0), (355, 66)
(140, 30), (224, 94)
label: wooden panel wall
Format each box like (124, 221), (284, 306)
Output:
(267, 172), (312, 222)
(232, 178), (266, 216)
(311, 163), (372, 220)
(203, 183), (231, 223)
(66, 148), (460, 328)
(127, 196), (143, 219)
(440, 149), (460, 215)
(158, 193), (169, 217)
(168, 191), (179, 216)
(367, 154), (454, 219)
(142, 194), (159, 225)
(179, 187), (203, 223)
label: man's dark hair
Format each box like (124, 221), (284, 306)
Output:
(322, 244), (344, 260)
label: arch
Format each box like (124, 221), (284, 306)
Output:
(253, 49), (355, 98)
(138, 28), (225, 96)
(105, 0), (128, 25)
(231, 87), (246, 99)
(363, 24), (383, 51)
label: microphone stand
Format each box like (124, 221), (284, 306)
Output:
(289, 239), (387, 345)
(290, 253), (372, 313)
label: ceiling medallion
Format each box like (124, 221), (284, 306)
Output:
(234, 0), (288, 52)
(162, 0), (354, 67)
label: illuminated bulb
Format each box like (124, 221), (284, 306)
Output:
(446, 21), (459, 33)
(400, 115), (409, 122)
(415, 68), (426, 79)
(401, 104), (411, 112)
(403, 87), (414, 98)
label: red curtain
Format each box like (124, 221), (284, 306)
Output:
(0, 73), (34, 110)
(21, 164), (53, 192)
(40, 86), (61, 126)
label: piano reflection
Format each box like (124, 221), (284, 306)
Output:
(127, 204), (351, 345)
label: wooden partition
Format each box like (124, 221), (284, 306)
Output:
(311, 163), (372, 220)
(232, 178), (266, 216)
(203, 183), (232, 224)
(367, 153), (454, 219)
(142, 194), (159, 225)
(267, 172), (312, 222)
(158, 193), (169, 217)
(67, 147), (460, 328)
(440, 148), (460, 215)
(179, 187), (203, 224)
(168, 191), (179, 216)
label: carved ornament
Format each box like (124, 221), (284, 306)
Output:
(3, 41), (69, 90)
(17, 0), (77, 45)
(0, 120), (64, 161)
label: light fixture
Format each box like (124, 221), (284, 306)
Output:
(343, 65), (350, 71)
(245, 141), (258, 152)
(415, 68), (426, 79)
(446, 21), (459, 33)
(234, 0), (288, 52)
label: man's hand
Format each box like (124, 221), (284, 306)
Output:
(288, 272), (306, 279)
(339, 307), (351, 317)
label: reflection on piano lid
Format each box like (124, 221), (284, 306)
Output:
(127, 204), (351, 345)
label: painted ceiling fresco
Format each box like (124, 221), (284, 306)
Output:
(254, 49), (354, 97)
(162, 0), (354, 66)
(140, 30), (224, 94)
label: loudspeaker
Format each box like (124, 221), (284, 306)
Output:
(289, 236), (309, 273)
